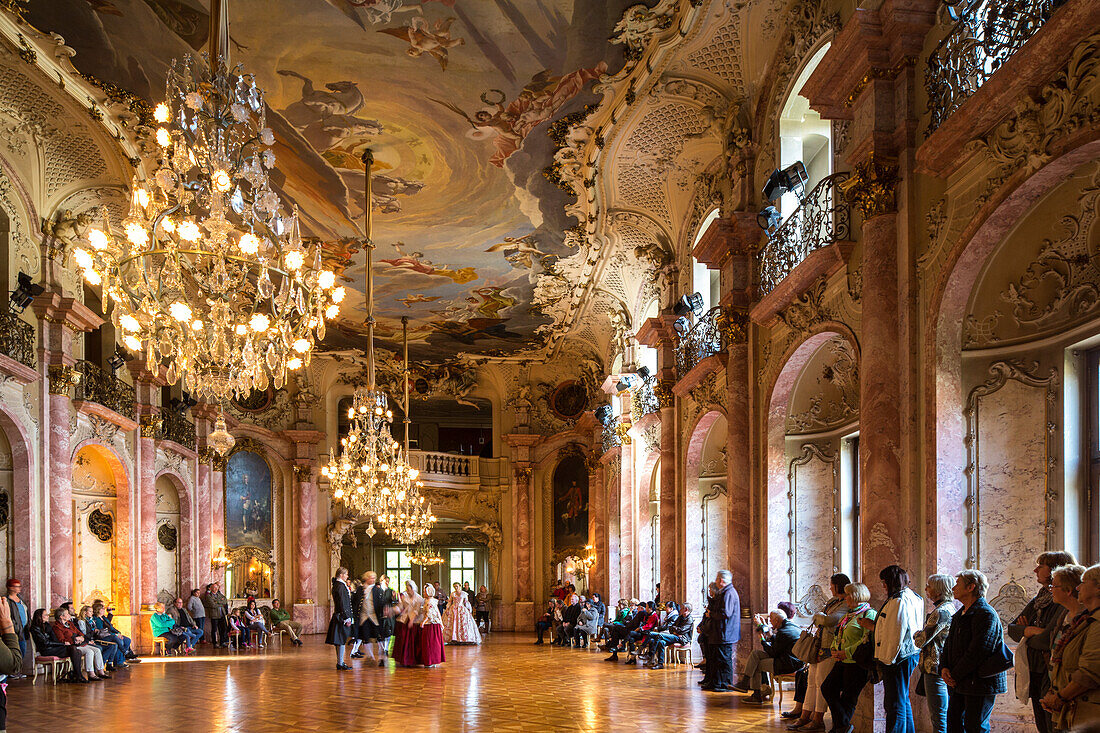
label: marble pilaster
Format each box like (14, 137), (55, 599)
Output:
(506, 432), (539, 629)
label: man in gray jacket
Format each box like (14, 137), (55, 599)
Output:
(203, 583), (230, 647)
(185, 589), (206, 643)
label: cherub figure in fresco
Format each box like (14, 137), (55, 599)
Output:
(397, 293), (441, 308)
(378, 16), (465, 70)
(466, 286), (516, 318)
(380, 243), (479, 284)
(431, 63), (608, 167)
(278, 70), (364, 126)
(485, 234), (548, 269)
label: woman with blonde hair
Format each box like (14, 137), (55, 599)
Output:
(820, 582), (876, 733)
(1041, 564), (1100, 731)
(914, 574), (956, 733)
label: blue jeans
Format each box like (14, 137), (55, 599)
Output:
(925, 672), (948, 733)
(647, 631), (678, 659)
(181, 627), (203, 646)
(97, 641), (125, 666)
(882, 652), (919, 733)
(103, 632), (132, 657)
(946, 691), (996, 733)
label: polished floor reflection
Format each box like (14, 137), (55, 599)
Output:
(8, 633), (788, 732)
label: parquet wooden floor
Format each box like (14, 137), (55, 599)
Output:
(7, 633), (791, 732)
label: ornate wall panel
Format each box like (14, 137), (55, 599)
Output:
(787, 442), (838, 602)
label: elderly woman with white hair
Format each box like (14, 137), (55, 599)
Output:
(1041, 564), (1100, 732)
(913, 574), (957, 733)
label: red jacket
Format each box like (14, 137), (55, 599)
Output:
(51, 620), (84, 645)
(641, 612), (659, 632)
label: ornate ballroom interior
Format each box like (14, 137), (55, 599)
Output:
(0, 0), (1098, 729)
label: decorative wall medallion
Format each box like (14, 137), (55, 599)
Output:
(158, 522), (177, 552)
(778, 278), (829, 333)
(233, 387), (274, 412)
(550, 380), (589, 420)
(87, 508), (114, 543)
(839, 154), (899, 220)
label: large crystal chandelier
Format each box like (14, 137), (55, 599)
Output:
(71, 0), (343, 404)
(376, 316), (436, 543)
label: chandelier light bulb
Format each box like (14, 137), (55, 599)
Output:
(155, 127), (171, 147)
(249, 313), (270, 332)
(123, 335), (142, 351)
(119, 314), (140, 332)
(134, 188), (151, 208)
(124, 222), (148, 246)
(153, 103), (170, 123)
(169, 302), (192, 322)
(332, 286), (346, 303)
(284, 250), (304, 270)
(72, 248), (92, 269)
(87, 229), (110, 250)
(318, 270), (336, 289)
(287, 357), (302, 370)
(238, 233), (260, 254)
(212, 169), (232, 192)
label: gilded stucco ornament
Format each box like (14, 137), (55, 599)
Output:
(47, 364), (79, 395)
(139, 413), (161, 439)
(839, 154), (900, 220)
(654, 379), (675, 408)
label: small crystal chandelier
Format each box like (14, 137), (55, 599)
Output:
(322, 149), (410, 519)
(376, 316), (436, 543)
(71, 0), (343, 404)
(408, 538), (444, 566)
(208, 414), (236, 456)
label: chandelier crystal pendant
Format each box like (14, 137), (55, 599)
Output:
(71, 0), (343, 405)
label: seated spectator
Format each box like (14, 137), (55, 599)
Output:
(29, 609), (85, 682)
(591, 593), (607, 632)
(76, 604), (126, 669)
(646, 603), (694, 669)
(52, 606), (109, 680)
(150, 603), (190, 653)
(551, 598), (565, 642)
(635, 603), (678, 662)
(820, 582), (876, 732)
(736, 607), (804, 703)
(605, 601), (648, 662)
(167, 597), (205, 648)
(90, 601), (139, 662)
(575, 599), (599, 648)
(940, 569), (1008, 733)
(227, 607), (251, 648)
(624, 602), (659, 664)
(557, 595), (582, 647)
(243, 599), (270, 648)
(550, 580), (566, 602)
(270, 599), (304, 646)
(534, 600), (555, 645)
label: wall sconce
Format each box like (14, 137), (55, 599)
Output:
(211, 547), (229, 570)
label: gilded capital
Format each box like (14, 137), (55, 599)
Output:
(514, 466), (532, 481)
(197, 446), (215, 465)
(839, 154), (899, 220)
(654, 380), (675, 408)
(47, 364), (79, 395)
(139, 413), (161, 438)
(718, 307), (749, 344)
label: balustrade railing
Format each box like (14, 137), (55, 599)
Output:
(631, 376), (659, 420)
(0, 308), (34, 369)
(407, 450), (479, 480)
(926, 0), (1062, 132)
(675, 306), (727, 377)
(158, 406), (196, 448)
(75, 360), (136, 420)
(757, 172), (850, 296)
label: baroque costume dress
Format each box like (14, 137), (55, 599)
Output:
(418, 596), (446, 666)
(442, 589), (482, 645)
(393, 590), (423, 667)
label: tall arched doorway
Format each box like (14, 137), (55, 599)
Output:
(155, 475), (181, 605)
(685, 411), (728, 610)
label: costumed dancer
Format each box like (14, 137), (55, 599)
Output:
(325, 567), (354, 670)
(379, 574), (397, 654)
(418, 583), (446, 667)
(442, 582), (482, 645)
(356, 571), (390, 666)
(393, 579), (423, 667)
(349, 575), (366, 659)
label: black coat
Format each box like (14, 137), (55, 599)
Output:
(707, 584), (742, 645)
(30, 623), (67, 658)
(325, 578), (354, 646)
(762, 620), (804, 674)
(939, 597), (1009, 696)
(379, 587), (397, 637)
(667, 614), (695, 645)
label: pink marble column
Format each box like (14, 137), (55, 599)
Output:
(587, 463), (609, 596)
(137, 433), (157, 606)
(513, 466), (533, 602)
(725, 341), (752, 606)
(295, 468), (317, 603)
(658, 400), (678, 602)
(619, 435), (635, 600)
(47, 390), (73, 609)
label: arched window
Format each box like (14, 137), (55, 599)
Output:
(691, 209), (722, 313)
(778, 43), (832, 218)
(637, 300), (659, 375)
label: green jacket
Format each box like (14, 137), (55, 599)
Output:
(150, 612), (177, 637)
(270, 607), (291, 624)
(833, 605), (877, 663)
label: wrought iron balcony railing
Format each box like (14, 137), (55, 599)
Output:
(757, 172), (851, 296)
(0, 308), (34, 369)
(158, 406), (196, 447)
(926, 0), (1062, 133)
(675, 306), (728, 377)
(75, 360), (136, 420)
(602, 419), (622, 454)
(631, 375), (659, 421)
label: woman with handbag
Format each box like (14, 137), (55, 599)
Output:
(820, 582), (877, 733)
(787, 573), (851, 731)
(939, 569), (1009, 733)
(1040, 564), (1100, 732)
(873, 565), (926, 733)
(914, 574), (958, 733)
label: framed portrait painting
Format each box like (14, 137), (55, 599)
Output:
(225, 450), (273, 551)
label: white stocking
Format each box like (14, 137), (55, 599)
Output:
(350, 639), (361, 654)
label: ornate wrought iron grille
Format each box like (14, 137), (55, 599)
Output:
(0, 308), (34, 369)
(757, 172), (851, 296)
(631, 375), (659, 421)
(926, 0), (1061, 132)
(88, 509), (114, 542)
(76, 360), (136, 420)
(602, 419), (622, 454)
(158, 522), (178, 551)
(675, 306), (727, 377)
(159, 406), (196, 448)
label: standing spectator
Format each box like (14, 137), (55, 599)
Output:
(203, 582), (230, 648)
(1040, 563), (1100, 731)
(785, 573), (850, 731)
(700, 569), (741, 691)
(185, 589), (206, 643)
(463, 581), (476, 610)
(270, 599), (304, 646)
(475, 585), (491, 632)
(5, 579), (27, 678)
(820, 582), (876, 732)
(1039, 564), (1086, 732)
(940, 569), (1008, 733)
(1009, 550), (1078, 733)
(875, 565), (925, 733)
(654, 582), (661, 604)
(914, 574), (957, 733)
(738, 607), (804, 703)
(0, 594), (22, 729)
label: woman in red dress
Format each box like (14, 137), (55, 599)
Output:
(417, 583), (446, 667)
(392, 580), (423, 667)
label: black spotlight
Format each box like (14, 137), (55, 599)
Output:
(9, 272), (43, 314)
(107, 346), (131, 373)
(757, 206), (782, 236)
(615, 375), (637, 392)
(636, 366), (651, 380)
(673, 292), (704, 318)
(595, 405), (613, 425)
(762, 161), (809, 203)
(673, 316), (691, 336)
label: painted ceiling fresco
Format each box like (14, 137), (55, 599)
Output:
(31, 0), (635, 361)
